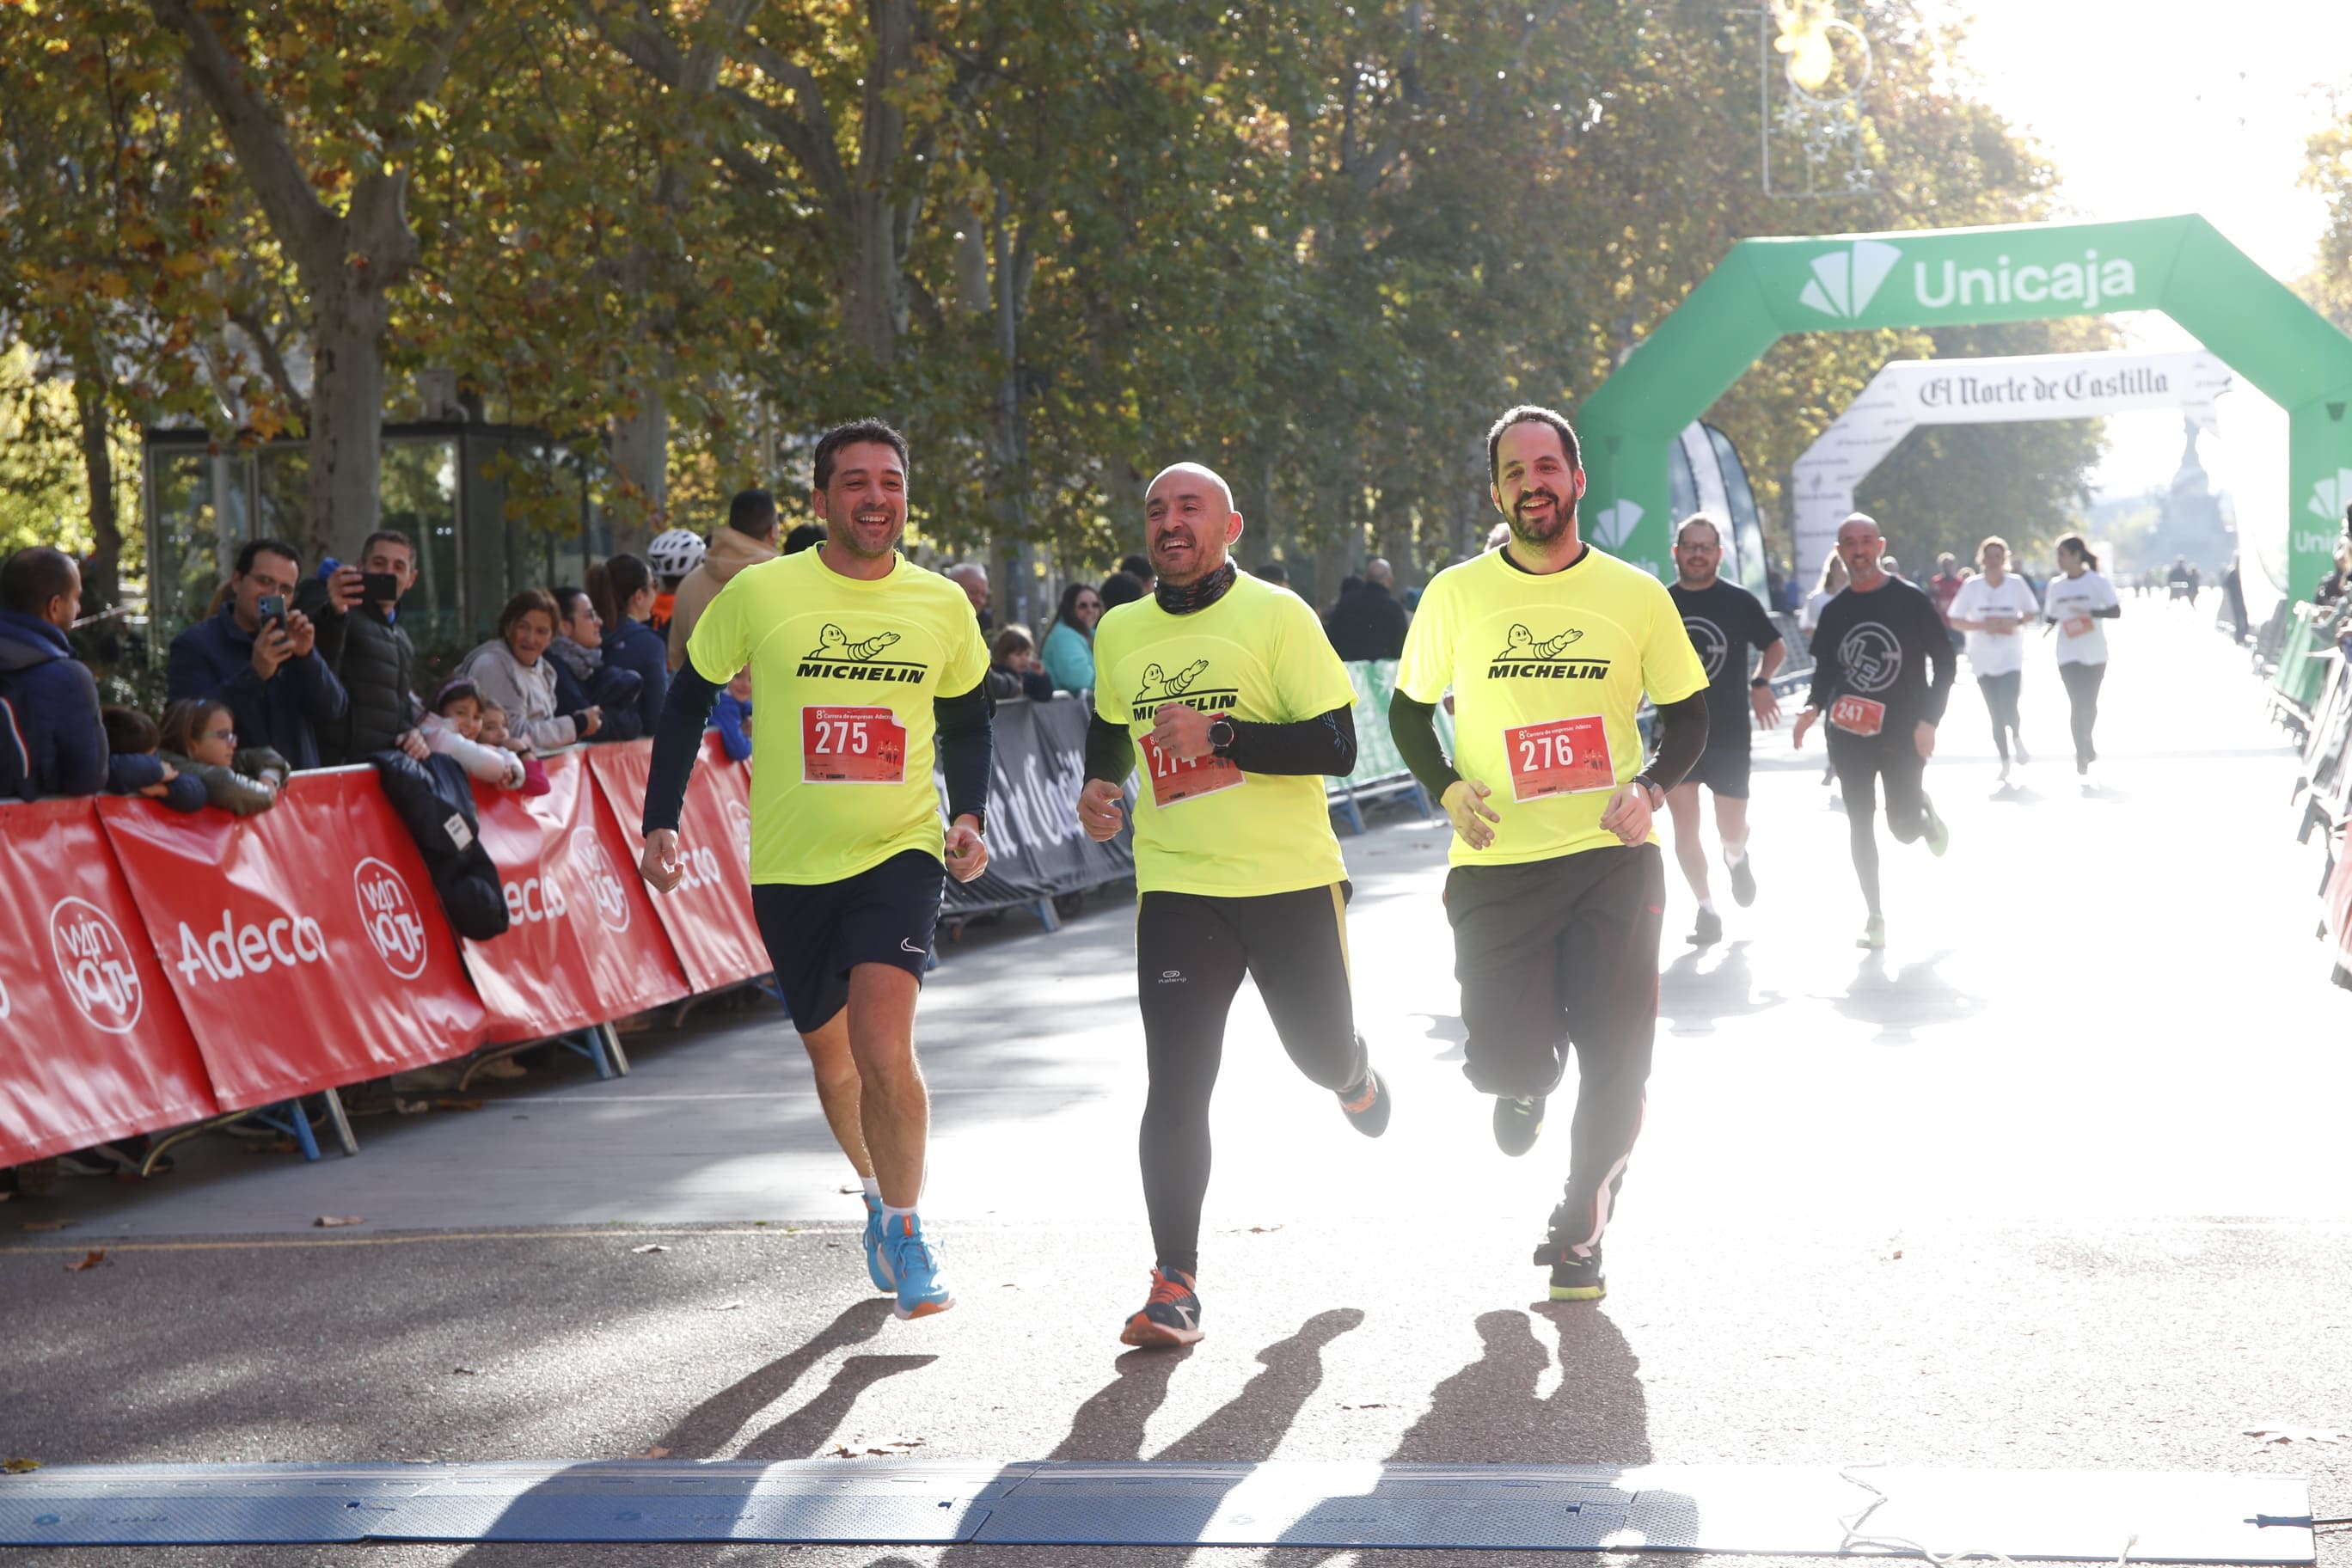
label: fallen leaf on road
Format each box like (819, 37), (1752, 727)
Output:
(451, 1368), (476, 1376)
(1247, 1225), (1283, 1234)
(837, 1183), (862, 1195)
(394, 1099), (432, 1116)
(248, 1139), (298, 1155)
(630, 1244), (669, 1254)
(1339, 1402), (1392, 1410)
(639, 1446), (671, 1459)
(706, 1300), (745, 1312)
(1890, 1250), (1904, 1260)
(64, 1250), (107, 1272)
(435, 1098), (486, 1112)
(2, 1458), (38, 1474)
(2246, 1427), (2352, 1445)
(19, 1219), (70, 1232)
(314, 1216), (364, 1228)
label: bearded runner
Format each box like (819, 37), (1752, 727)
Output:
(1387, 404), (1709, 1306)
(1075, 462), (1388, 1351)
(639, 419), (993, 1321)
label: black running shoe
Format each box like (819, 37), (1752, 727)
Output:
(1688, 907), (1723, 946)
(1492, 1094), (1546, 1156)
(1727, 853), (1757, 908)
(1337, 1064), (1390, 1138)
(1533, 1240), (1607, 1302)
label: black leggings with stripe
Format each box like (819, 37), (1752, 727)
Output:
(1136, 883), (1365, 1278)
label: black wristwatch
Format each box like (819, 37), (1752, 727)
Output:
(1207, 717), (1239, 756)
(1750, 677), (1771, 689)
(1632, 775), (1665, 810)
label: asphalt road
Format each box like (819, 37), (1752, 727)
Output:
(5, 594), (2349, 1568)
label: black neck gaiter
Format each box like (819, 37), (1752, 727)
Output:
(1155, 560), (1238, 616)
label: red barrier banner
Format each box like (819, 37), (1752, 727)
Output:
(98, 772), (489, 1109)
(585, 738), (769, 994)
(0, 799), (220, 1165)
(463, 749), (690, 1040)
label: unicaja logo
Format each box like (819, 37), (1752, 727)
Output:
(51, 897), (144, 1034)
(571, 829), (632, 934)
(352, 856), (430, 980)
(1799, 239), (1902, 319)
(1589, 499), (1644, 549)
(2309, 469), (2352, 518)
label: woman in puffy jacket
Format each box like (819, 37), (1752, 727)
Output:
(457, 590), (600, 751)
(589, 552), (669, 738)
(544, 585), (644, 742)
(157, 698), (291, 816)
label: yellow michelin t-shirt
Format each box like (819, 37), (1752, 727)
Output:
(688, 548), (989, 885)
(1395, 545), (1706, 867)
(1093, 572), (1357, 898)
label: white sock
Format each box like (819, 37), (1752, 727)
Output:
(880, 1203), (918, 1229)
(1698, 897), (1718, 916)
(1724, 844), (1747, 865)
(860, 1175), (881, 1199)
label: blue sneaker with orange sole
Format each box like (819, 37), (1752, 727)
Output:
(882, 1212), (954, 1320)
(861, 1192), (894, 1295)
(1119, 1267), (1204, 1348)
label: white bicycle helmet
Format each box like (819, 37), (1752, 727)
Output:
(647, 527), (707, 584)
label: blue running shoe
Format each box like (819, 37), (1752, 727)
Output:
(1120, 1267), (1204, 1348)
(884, 1212), (954, 1320)
(861, 1192), (894, 1294)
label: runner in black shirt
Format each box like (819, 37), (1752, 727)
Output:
(1792, 513), (1954, 950)
(1664, 516), (1784, 945)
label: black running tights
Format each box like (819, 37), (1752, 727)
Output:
(1136, 884), (1364, 1278)
(2059, 660), (2106, 767)
(1828, 730), (1930, 920)
(1977, 671), (2022, 763)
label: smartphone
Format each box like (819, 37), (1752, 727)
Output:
(256, 593), (287, 630)
(362, 572), (400, 604)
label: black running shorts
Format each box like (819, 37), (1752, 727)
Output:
(1682, 738), (1752, 800)
(1444, 843), (1666, 1098)
(750, 849), (944, 1034)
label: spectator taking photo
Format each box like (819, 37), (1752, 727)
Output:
(294, 530), (429, 765)
(166, 538), (349, 770)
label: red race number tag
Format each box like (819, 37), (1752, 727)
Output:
(1140, 732), (1244, 807)
(1502, 715), (1614, 802)
(801, 706), (907, 784)
(2061, 615), (2094, 638)
(1828, 695), (1885, 737)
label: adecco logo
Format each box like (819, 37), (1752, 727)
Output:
(1588, 499), (1644, 550)
(1799, 239), (1901, 319)
(51, 897), (144, 1033)
(725, 800), (752, 859)
(353, 857), (429, 979)
(571, 829), (633, 934)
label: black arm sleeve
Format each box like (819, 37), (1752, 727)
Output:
(1805, 607), (1839, 712)
(642, 665), (721, 834)
(1922, 596), (1956, 725)
(1387, 692), (1461, 801)
(1641, 692), (1710, 791)
(934, 681), (994, 825)
(1085, 713), (1136, 784)
(2092, 602), (2122, 619)
(1225, 705), (1356, 777)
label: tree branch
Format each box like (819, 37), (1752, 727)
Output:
(229, 308), (310, 425)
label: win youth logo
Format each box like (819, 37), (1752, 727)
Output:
(1838, 623), (1902, 694)
(353, 857), (430, 980)
(1798, 239), (1902, 319)
(1487, 624), (1609, 681)
(50, 897), (144, 1035)
(1683, 616), (1729, 679)
(1128, 658), (1239, 722)
(570, 829), (633, 934)
(797, 623), (926, 685)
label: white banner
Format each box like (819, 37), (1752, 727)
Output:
(1791, 350), (2233, 577)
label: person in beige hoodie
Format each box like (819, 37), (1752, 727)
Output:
(665, 488), (779, 671)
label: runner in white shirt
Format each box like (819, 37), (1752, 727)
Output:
(1799, 549), (1847, 789)
(1945, 536), (2041, 786)
(2040, 534), (2122, 783)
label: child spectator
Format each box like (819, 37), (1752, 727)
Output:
(713, 667), (754, 763)
(476, 700), (549, 796)
(986, 625), (1055, 701)
(156, 698), (290, 816)
(421, 677), (527, 789)
(101, 705), (206, 812)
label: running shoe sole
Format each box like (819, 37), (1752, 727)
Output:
(1493, 1095), (1546, 1157)
(1120, 1312), (1205, 1348)
(1548, 1279), (1608, 1303)
(1339, 1066), (1391, 1138)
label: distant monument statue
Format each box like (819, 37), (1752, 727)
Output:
(2154, 415), (2231, 571)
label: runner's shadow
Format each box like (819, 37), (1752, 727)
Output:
(1989, 783), (2043, 805)
(1420, 1012), (1467, 1063)
(1831, 949), (1987, 1045)
(737, 1353), (939, 1461)
(655, 1295), (896, 1458)
(1660, 940), (1785, 1038)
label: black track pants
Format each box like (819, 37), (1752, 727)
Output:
(1828, 728), (1932, 919)
(1136, 883), (1364, 1278)
(2059, 660), (2106, 766)
(1977, 671), (2022, 763)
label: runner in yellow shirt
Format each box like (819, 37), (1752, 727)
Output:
(1075, 462), (1387, 1350)
(637, 419), (993, 1321)
(1389, 405), (1711, 1304)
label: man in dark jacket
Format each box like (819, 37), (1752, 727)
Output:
(1320, 556), (1412, 660)
(167, 538), (348, 769)
(0, 546), (107, 797)
(295, 530), (428, 763)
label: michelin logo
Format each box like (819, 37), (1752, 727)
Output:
(1799, 239), (1902, 319)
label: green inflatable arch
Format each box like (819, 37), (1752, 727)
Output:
(1576, 215), (2352, 598)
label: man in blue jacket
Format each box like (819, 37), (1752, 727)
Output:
(167, 538), (348, 770)
(0, 546), (107, 797)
